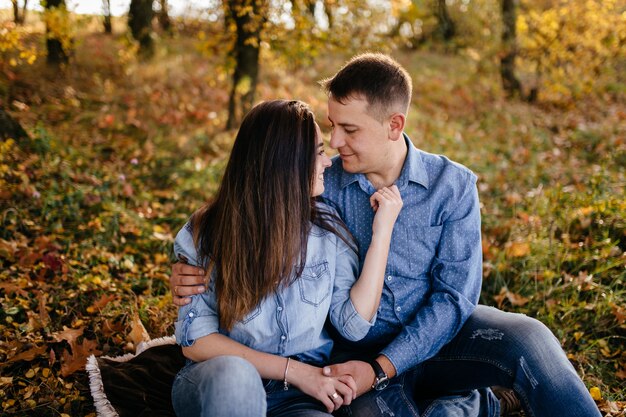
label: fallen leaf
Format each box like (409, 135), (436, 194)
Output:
(505, 241), (531, 258)
(589, 386), (602, 401)
(37, 291), (50, 327)
(7, 345), (48, 363)
(88, 294), (117, 313)
(51, 326), (84, 350)
(493, 287), (530, 308)
(506, 291), (530, 307)
(128, 314), (151, 347)
(610, 303), (625, 325)
(60, 339), (101, 377)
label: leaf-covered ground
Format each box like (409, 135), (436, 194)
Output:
(1, 33), (625, 416)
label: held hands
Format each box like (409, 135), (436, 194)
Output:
(289, 361), (357, 412)
(323, 360), (375, 398)
(170, 261), (206, 306)
(370, 185), (403, 237)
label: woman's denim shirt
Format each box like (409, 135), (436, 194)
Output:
(173, 208), (375, 365)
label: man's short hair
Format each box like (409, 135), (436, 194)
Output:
(320, 53), (412, 122)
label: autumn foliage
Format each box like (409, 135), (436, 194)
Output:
(0, 2), (625, 416)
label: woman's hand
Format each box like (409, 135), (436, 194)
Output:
(369, 185), (403, 237)
(288, 361), (356, 412)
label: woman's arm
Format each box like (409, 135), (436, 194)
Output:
(349, 185), (403, 320)
(183, 333), (356, 412)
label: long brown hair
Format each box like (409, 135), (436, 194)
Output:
(192, 100), (352, 330)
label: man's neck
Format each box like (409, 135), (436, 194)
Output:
(365, 139), (408, 189)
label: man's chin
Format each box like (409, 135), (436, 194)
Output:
(341, 163), (361, 174)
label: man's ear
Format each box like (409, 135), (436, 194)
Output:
(387, 113), (406, 141)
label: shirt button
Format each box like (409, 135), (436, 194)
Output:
(277, 306), (283, 312)
(188, 312), (194, 317)
(281, 335), (286, 340)
(387, 276), (392, 281)
(396, 307), (401, 312)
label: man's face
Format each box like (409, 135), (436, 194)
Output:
(327, 96), (389, 175)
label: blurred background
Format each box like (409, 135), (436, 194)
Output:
(1, 1), (625, 415)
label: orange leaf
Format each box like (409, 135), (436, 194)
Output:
(610, 303), (625, 325)
(60, 339), (101, 377)
(493, 287), (529, 308)
(506, 291), (530, 307)
(505, 242), (531, 258)
(90, 294), (117, 312)
(51, 326), (84, 350)
(7, 345), (48, 363)
(128, 314), (150, 347)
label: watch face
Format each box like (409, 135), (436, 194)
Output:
(375, 377), (390, 391)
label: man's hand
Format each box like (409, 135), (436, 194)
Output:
(170, 262), (206, 306)
(323, 360), (375, 397)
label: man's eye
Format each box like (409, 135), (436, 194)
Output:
(345, 129), (356, 134)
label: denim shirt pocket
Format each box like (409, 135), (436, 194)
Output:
(240, 305), (262, 324)
(297, 260), (331, 306)
(407, 225), (443, 274)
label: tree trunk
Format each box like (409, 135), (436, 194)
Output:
(500, 0), (522, 98)
(0, 106), (29, 141)
(46, 0), (69, 65)
(435, 0), (455, 41)
(158, 0), (172, 33)
(225, 1), (267, 130)
(103, 0), (113, 34)
(21, 0), (28, 24)
(12, 0), (27, 25)
(12, 0), (20, 24)
(322, 0), (333, 29)
(129, 0), (154, 57)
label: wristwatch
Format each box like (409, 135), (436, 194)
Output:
(369, 359), (390, 391)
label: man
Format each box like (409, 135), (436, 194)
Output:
(170, 53), (600, 417)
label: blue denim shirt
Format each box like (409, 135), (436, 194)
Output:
(323, 135), (482, 375)
(173, 204), (375, 365)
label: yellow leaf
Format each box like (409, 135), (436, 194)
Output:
(505, 242), (531, 258)
(25, 369), (35, 378)
(573, 331), (584, 342)
(589, 386), (602, 401)
(42, 368), (50, 377)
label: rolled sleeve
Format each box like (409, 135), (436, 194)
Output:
(381, 173), (482, 374)
(173, 222), (202, 267)
(174, 288), (219, 347)
(173, 222), (219, 347)
(329, 235), (375, 341)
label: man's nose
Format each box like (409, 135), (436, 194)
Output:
(329, 130), (344, 149)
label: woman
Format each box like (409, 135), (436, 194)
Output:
(172, 100), (402, 417)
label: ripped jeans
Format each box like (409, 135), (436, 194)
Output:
(335, 305), (601, 417)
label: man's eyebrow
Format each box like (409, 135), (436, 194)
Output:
(327, 117), (357, 128)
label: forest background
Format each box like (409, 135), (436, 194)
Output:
(0, 0), (625, 416)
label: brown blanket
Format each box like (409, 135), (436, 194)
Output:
(86, 337), (186, 417)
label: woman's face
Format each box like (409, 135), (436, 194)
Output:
(312, 124), (332, 197)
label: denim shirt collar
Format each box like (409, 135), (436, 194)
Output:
(339, 134), (430, 191)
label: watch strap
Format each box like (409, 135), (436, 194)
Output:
(368, 359), (387, 388)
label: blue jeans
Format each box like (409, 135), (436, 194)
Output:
(335, 305), (601, 417)
(171, 355), (333, 417)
